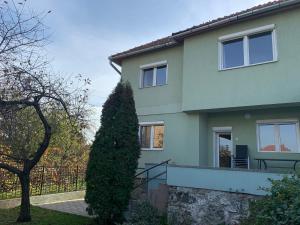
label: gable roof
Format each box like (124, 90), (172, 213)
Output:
(110, 0), (300, 65)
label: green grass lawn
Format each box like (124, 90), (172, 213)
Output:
(0, 206), (93, 225)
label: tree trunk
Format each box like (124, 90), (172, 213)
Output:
(17, 172), (31, 222)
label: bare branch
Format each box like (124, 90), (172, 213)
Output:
(0, 161), (21, 175)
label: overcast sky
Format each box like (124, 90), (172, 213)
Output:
(28, 0), (271, 136)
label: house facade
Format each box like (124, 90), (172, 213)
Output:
(110, 0), (300, 171)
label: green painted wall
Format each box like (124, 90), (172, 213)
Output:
(122, 46), (183, 115)
(119, 8), (300, 168)
(138, 112), (203, 168)
(182, 8), (300, 111)
(137, 106), (300, 169)
(168, 165), (285, 195)
(207, 107), (300, 169)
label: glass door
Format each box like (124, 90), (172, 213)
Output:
(215, 132), (232, 168)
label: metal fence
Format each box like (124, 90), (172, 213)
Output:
(0, 166), (86, 200)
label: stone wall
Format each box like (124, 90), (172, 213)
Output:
(168, 186), (260, 225)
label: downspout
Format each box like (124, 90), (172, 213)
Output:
(109, 59), (121, 75)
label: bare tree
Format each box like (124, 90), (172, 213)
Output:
(0, 0), (89, 222)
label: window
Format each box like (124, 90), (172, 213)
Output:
(257, 120), (299, 153)
(139, 122), (164, 150)
(219, 24), (277, 70)
(156, 66), (167, 86)
(140, 126), (151, 148)
(140, 62), (167, 88)
(249, 32), (273, 64)
(223, 38), (244, 68)
(143, 68), (154, 88)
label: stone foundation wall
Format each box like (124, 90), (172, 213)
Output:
(168, 186), (260, 225)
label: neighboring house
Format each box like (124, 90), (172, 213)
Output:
(110, 0), (300, 174)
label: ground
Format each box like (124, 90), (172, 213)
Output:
(38, 200), (89, 217)
(0, 205), (93, 225)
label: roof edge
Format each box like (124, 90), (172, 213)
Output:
(109, 39), (179, 65)
(110, 0), (300, 65)
(172, 0), (300, 39)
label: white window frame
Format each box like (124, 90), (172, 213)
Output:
(139, 61), (168, 88)
(139, 121), (164, 151)
(218, 24), (278, 70)
(256, 119), (300, 153)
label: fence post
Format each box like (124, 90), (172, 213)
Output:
(75, 166), (79, 191)
(40, 166), (45, 195)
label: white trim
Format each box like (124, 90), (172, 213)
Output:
(139, 69), (143, 88)
(153, 67), (157, 86)
(140, 60), (167, 69)
(218, 42), (223, 70)
(219, 59), (278, 71)
(256, 119), (299, 124)
(218, 24), (275, 41)
(141, 148), (164, 151)
(256, 119), (300, 153)
(139, 121), (165, 151)
(139, 61), (168, 88)
(243, 36), (249, 66)
(165, 64), (169, 85)
(139, 121), (164, 125)
(218, 24), (277, 70)
(272, 29), (278, 61)
(212, 126), (232, 132)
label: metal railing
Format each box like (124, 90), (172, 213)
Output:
(134, 159), (170, 191)
(0, 166), (86, 200)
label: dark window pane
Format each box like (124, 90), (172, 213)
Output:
(156, 65), (167, 86)
(259, 125), (276, 152)
(223, 38), (244, 68)
(143, 68), (153, 87)
(249, 32), (273, 64)
(279, 124), (298, 152)
(140, 126), (151, 148)
(153, 125), (164, 148)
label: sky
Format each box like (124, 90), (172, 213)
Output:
(28, 0), (271, 138)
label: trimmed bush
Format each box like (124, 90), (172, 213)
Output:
(85, 82), (140, 225)
(242, 174), (300, 225)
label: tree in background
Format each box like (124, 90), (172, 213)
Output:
(0, 0), (89, 222)
(40, 112), (90, 170)
(0, 110), (90, 195)
(85, 82), (140, 225)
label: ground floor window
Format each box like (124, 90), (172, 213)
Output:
(257, 119), (300, 153)
(139, 122), (164, 150)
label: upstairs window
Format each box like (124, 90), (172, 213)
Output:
(219, 25), (277, 70)
(143, 68), (154, 88)
(156, 66), (167, 86)
(257, 120), (299, 153)
(223, 38), (244, 68)
(249, 32), (273, 64)
(139, 122), (164, 150)
(140, 61), (167, 88)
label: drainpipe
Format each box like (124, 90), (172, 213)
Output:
(109, 59), (121, 75)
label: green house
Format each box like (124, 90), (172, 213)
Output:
(110, 0), (300, 187)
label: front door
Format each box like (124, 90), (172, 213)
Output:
(214, 131), (232, 168)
